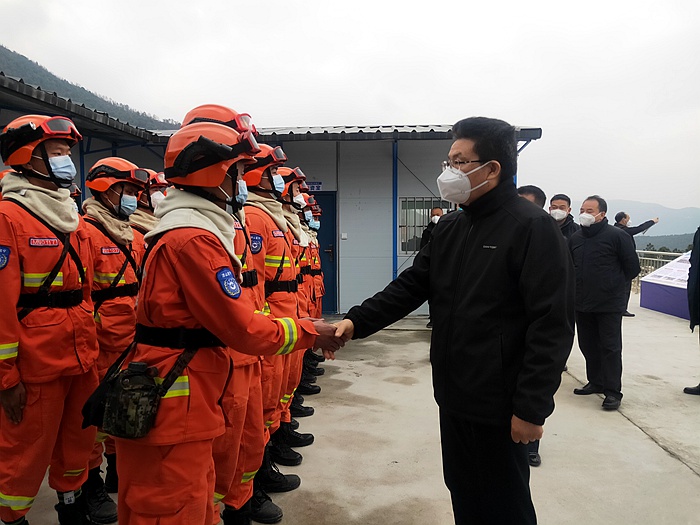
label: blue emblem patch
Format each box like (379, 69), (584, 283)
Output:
(250, 234), (263, 254)
(0, 246), (10, 270)
(217, 268), (241, 299)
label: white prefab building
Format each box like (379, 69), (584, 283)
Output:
(257, 126), (541, 314)
(1, 74), (541, 314)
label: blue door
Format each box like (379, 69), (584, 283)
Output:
(312, 192), (337, 314)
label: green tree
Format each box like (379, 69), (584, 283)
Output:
(645, 243), (655, 251)
(658, 246), (670, 252)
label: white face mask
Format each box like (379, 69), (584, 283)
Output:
(150, 190), (166, 210)
(550, 209), (567, 221)
(437, 163), (490, 204)
(579, 212), (600, 227)
(431, 215), (441, 224)
(293, 194), (306, 207)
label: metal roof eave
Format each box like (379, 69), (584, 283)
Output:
(0, 73), (168, 145)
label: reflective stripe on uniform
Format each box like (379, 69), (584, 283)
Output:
(0, 491), (35, 510)
(93, 271), (126, 285)
(154, 376), (190, 398)
(264, 255), (291, 268)
(63, 468), (86, 477)
(0, 342), (19, 360)
(280, 393), (292, 404)
(95, 430), (109, 443)
(241, 469), (258, 483)
(213, 492), (225, 504)
(275, 317), (298, 355)
(265, 419), (274, 428)
(21, 271), (64, 287)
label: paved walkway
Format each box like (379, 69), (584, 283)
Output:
(25, 295), (700, 524)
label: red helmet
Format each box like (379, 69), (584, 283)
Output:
(86, 157), (148, 193)
(311, 204), (322, 217)
(301, 193), (316, 208)
(277, 166), (306, 197)
(164, 122), (261, 188)
(242, 144), (287, 187)
(181, 104), (257, 135)
(0, 115), (82, 166)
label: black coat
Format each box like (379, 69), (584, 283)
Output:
(688, 227), (700, 332)
(345, 181), (575, 426)
(614, 220), (656, 248)
(559, 214), (580, 240)
(419, 221), (436, 250)
(568, 218), (641, 312)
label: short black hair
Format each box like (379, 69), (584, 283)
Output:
(614, 211), (627, 223)
(550, 193), (571, 206)
(452, 117), (517, 182)
(517, 185), (546, 208)
(584, 195), (607, 213)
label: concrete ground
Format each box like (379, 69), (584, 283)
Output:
(25, 294), (700, 524)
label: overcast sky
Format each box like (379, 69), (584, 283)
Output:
(2, 0), (699, 209)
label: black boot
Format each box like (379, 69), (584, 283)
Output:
(221, 500), (252, 525)
(257, 446), (301, 492)
(82, 467), (118, 524)
(249, 486), (283, 524)
(303, 360), (325, 376)
(55, 490), (90, 525)
(290, 418), (299, 430)
(269, 430), (303, 466)
(301, 369), (317, 384)
(103, 453), (118, 493)
(296, 379), (320, 395)
(278, 421), (314, 447)
(304, 349), (325, 364)
(290, 395), (314, 418)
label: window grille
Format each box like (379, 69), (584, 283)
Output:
(398, 197), (451, 254)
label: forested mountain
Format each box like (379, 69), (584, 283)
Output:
(0, 44), (179, 130)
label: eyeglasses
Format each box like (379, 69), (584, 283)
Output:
(443, 159), (485, 170)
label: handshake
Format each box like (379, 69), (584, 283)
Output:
(308, 318), (356, 360)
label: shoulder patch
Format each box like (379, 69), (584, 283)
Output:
(101, 246), (121, 255)
(250, 233), (263, 254)
(29, 237), (59, 248)
(217, 267), (241, 299)
(0, 246), (10, 270)
(272, 229), (285, 238)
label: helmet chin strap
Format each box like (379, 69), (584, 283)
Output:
(23, 142), (63, 188)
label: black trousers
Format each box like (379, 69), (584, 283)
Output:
(575, 311), (624, 399)
(439, 410), (536, 525)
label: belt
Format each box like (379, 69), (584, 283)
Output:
(265, 280), (298, 296)
(91, 283), (140, 303)
(135, 324), (224, 349)
(17, 289), (83, 309)
(241, 269), (258, 288)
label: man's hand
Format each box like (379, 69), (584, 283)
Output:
(310, 319), (345, 360)
(511, 415), (543, 444)
(653, 217), (659, 223)
(0, 382), (27, 424)
(334, 319), (355, 342)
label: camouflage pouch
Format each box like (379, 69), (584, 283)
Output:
(103, 362), (160, 439)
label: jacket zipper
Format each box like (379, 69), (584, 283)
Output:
(443, 221), (473, 402)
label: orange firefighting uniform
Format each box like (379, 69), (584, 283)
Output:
(115, 227), (317, 525)
(83, 218), (145, 470)
(308, 233), (324, 317)
(280, 226), (311, 424)
(0, 202), (98, 524)
(212, 216), (266, 513)
(243, 206), (300, 437)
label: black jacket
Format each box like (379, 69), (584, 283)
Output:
(558, 214), (580, 240)
(345, 181), (575, 426)
(568, 218), (641, 312)
(615, 220), (656, 248)
(419, 221), (436, 250)
(688, 227), (700, 332)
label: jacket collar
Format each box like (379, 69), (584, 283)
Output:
(459, 180), (517, 218)
(581, 217), (608, 237)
